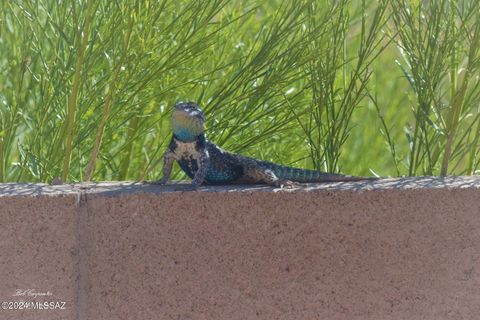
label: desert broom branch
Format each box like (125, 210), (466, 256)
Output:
(62, 1), (97, 181)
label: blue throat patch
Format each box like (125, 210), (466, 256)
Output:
(173, 127), (199, 142)
(172, 111), (204, 142)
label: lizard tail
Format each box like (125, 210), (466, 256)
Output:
(260, 162), (377, 182)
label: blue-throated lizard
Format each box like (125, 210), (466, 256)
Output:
(154, 102), (377, 188)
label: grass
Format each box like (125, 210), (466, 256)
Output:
(0, 0), (480, 183)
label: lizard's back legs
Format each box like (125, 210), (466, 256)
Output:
(241, 164), (294, 187)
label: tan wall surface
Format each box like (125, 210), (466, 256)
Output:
(0, 191), (78, 320)
(0, 177), (479, 320)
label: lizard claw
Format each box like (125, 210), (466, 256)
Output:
(274, 179), (297, 188)
(177, 183), (199, 191)
(147, 177), (168, 185)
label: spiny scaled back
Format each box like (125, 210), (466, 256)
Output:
(158, 102), (377, 187)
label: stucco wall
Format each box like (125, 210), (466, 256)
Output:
(1, 177), (479, 319)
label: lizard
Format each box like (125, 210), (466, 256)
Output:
(153, 102), (378, 188)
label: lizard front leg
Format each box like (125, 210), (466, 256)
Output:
(153, 150), (177, 185)
(191, 150), (209, 187)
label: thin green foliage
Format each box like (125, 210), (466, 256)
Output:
(391, 0), (480, 175)
(1, 0), (480, 183)
(297, 0), (390, 173)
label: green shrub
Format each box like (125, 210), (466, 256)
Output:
(0, 0), (479, 183)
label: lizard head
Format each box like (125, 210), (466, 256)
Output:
(172, 102), (206, 142)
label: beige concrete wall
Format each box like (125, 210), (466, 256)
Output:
(1, 177), (480, 320)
